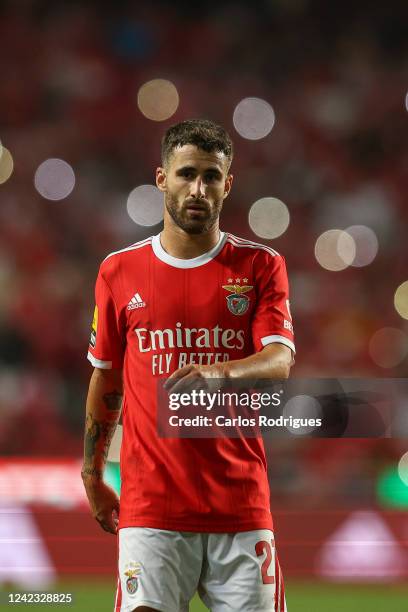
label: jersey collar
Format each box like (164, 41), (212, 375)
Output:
(152, 232), (227, 269)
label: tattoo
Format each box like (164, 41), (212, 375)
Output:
(81, 467), (103, 479)
(102, 420), (116, 462)
(84, 415), (101, 463)
(83, 397), (121, 474)
(103, 390), (122, 411)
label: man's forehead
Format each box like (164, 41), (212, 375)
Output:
(170, 144), (227, 169)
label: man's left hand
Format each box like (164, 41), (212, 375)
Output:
(163, 363), (228, 395)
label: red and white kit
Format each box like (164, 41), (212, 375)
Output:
(87, 231), (295, 534)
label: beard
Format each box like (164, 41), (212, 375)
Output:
(165, 193), (223, 235)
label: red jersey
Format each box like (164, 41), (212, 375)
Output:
(87, 232), (295, 532)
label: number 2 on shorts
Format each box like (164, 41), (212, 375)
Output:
(255, 539), (275, 584)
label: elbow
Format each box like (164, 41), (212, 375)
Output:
(280, 348), (295, 379)
(262, 344), (293, 380)
(280, 363), (291, 379)
(275, 353), (294, 380)
(91, 366), (123, 392)
(267, 361), (291, 380)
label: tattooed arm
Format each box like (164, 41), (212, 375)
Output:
(81, 367), (123, 534)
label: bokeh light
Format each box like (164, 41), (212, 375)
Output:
(104, 461), (121, 496)
(394, 281), (408, 320)
(248, 197), (290, 239)
(337, 231), (356, 265)
(377, 465), (408, 509)
(345, 225), (379, 267)
(282, 394), (322, 435)
(314, 229), (356, 271)
(405, 91), (408, 112)
(233, 97), (275, 140)
(126, 184), (163, 226)
(34, 159), (75, 201)
(398, 451), (408, 486)
(0, 146), (14, 185)
(368, 327), (408, 368)
(137, 79), (179, 121)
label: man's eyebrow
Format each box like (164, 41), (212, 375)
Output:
(175, 165), (196, 173)
(205, 167), (223, 175)
(175, 165), (223, 175)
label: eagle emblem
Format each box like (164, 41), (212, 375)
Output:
(124, 563), (142, 595)
(222, 283), (253, 316)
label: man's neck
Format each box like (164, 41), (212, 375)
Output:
(160, 224), (221, 260)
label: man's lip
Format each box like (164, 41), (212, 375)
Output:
(185, 204), (208, 211)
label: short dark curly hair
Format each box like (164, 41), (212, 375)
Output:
(161, 118), (233, 169)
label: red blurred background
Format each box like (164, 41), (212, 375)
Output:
(0, 0), (407, 589)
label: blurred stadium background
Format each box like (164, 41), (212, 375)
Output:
(1, 0), (408, 609)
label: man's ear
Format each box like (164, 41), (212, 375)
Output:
(156, 167), (167, 192)
(223, 174), (233, 199)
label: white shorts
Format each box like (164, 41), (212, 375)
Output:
(115, 527), (287, 612)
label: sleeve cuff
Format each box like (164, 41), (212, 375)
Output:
(87, 351), (113, 369)
(260, 335), (296, 354)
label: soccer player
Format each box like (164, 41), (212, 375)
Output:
(82, 119), (295, 612)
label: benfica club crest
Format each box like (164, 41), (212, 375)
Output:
(222, 280), (253, 316)
(124, 563), (142, 595)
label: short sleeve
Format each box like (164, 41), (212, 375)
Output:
(251, 253), (295, 354)
(87, 268), (125, 369)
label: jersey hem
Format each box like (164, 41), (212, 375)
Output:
(87, 351), (112, 369)
(119, 600), (175, 612)
(260, 335), (296, 353)
(118, 517), (273, 533)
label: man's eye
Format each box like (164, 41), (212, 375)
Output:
(205, 174), (218, 182)
(181, 171), (194, 179)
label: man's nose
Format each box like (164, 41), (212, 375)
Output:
(190, 177), (206, 199)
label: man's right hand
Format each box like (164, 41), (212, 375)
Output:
(81, 474), (120, 535)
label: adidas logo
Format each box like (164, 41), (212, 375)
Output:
(127, 293), (146, 310)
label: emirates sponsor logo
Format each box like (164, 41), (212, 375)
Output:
(134, 323), (245, 353)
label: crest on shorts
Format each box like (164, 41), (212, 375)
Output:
(124, 562), (142, 595)
(222, 281), (253, 316)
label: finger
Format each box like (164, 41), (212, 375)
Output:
(164, 365), (194, 390)
(112, 507), (120, 528)
(166, 372), (198, 395)
(164, 375), (188, 392)
(95, 510), (118, 534)
(96, 516), (117, 535)
(170, 371), (212, 396)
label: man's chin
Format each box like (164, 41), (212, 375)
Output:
(179, 220), (209, 235)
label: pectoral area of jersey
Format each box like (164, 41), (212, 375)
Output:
(134, 323), (246, 375)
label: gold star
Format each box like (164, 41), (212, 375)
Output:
(235, 278), (241, 283)
(228, 278), (233, 283)
(243, 277), (248, 283)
